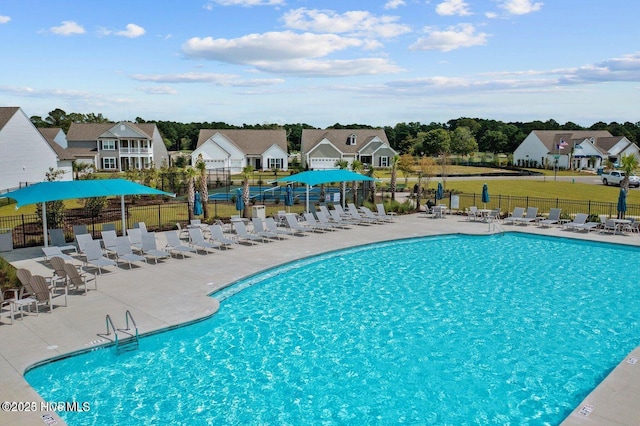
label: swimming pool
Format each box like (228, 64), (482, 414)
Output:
(25, 233), (640, 425)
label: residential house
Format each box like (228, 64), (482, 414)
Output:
(66, 122), (169, 171)
(38, 127), (75, 178)
(512, 130), (640, 170)
(0, 107), (71, 192)
(301, 129), (397, 170)
(191, 129), (288, 173)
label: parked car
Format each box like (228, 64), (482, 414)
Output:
(601, 170), (640, 187)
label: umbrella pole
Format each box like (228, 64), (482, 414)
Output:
(121, 195), (126, 236)
(306, 185), (310, 213)
(42, 202), (48, 248)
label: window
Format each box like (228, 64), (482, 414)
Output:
(379, 156), (389, 167)
(269, 158), (283, 169)
(101, 140), (116, 150)
(347, 134), (357, 146)
(102, 157), (117, 170)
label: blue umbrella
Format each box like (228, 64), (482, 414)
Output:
(481, 183), (490, 208)
(193, 192), (203, 216)
(284, 185), (293, 207)
(617, 187), (627, 218)
(235, 188), (244, 213)
(436, 182), (444, 200)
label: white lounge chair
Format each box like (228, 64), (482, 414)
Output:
(538, 208), (561, 228)
(303, 213), (333, 231)
(208, 224), (240, 249)
(72, 224), (88, 237)
(164, 231), (197, 258)
(515, 207), (539, 225)
(376, 203), (396, 221)
(49, 228), (77, 254)
(42, 246), (74, 262)
(503, 207), (525, 225)
(284, 213), (314, 234)
(347, 203), (376, 224)
(115, 236), (148, 269)
(84, 239), (116, 274)
(233, 220), (266, 244)
(75, 233), (94, 258)
(563, 213), (589, 231)
(141, 232), (171, 264)
(329, 209), (357, 227)
(315, 210), (344, 229)
(264, 217), (295, 237)
(252, 218), (282, 239)
(101, 229), (119, 257)
(187, 227), (219, 253)
(126, 228), (144, 253)
(359, 206), (389, 223)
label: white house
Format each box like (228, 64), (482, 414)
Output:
(0, 107), (71, 192)
(301, 129), (397, 170)
(512, 130), (640, 170)
(191, 129), (288, 173)
(66, 122), (169, 171)
(38, 127), (74, 178)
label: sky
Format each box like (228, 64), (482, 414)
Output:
(1, 0), (639, 128)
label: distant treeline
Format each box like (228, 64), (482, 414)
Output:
(31, 108), (640, 155)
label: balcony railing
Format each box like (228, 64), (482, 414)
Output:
(119, 147), (151, 154)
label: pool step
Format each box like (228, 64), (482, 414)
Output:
(117, 336), (140, 354)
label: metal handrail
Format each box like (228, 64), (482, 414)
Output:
(98, 314), (119, 346)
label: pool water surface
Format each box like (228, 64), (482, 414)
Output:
(25, 234), (640, 425)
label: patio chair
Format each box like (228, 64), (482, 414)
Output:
(30, 274), (66, 313)
(600, 218), (618, 234)
(515, 207), (539, 225)
(347, 203), (376, 224)
(72, 224), (88, 237)
(136, 222), (149, 234)
(316, 210), (346, 229)
(232, 220), (266, 244)
(49, 256), (70, 291)
(63, 262), (96, 294)
(360, 206), (390, 223)
(75, 233), (94, 258)
(42, 246), (74, 262)
(102, 223), (116, 232)
(284, 213), (315, 235)
(466, 206), (479, 221)
(164, 231), (197, 258)
(264, 217), (296, 237)
(49, 228), (77, 254)
(208, 224), (240, 249)
(376, 203), (396, 221)
(101, 230), (119, 257)
(503, 207), (525, 225)
(187, 227), (220, 253)
(486, 208), (501, 222)
(563, 213), (589, 231)
(176, 222), (188, 240)
(623, 218), (640, 234)
(538, 208), (561, 228)
(126, 228), (144, 253)
(303, 212), (333, 231)
(115, 236), (148, 269)
(141, 232), (171, 264)
(329, 209), (358, 227)
(251, 218), (283, 239)
(84, 239), (117, 274)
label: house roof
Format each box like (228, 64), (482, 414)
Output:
(196, 129), (287, 154)
(301, 129), (389, 154)
(67, 122), (155, 141)
(0, 107), (20, 129)
(37, 127), (75, 161)
(532, 130), (613, 153)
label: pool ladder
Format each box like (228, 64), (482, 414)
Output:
(488, 218), (505, 235)
(97, 310), (140, 354)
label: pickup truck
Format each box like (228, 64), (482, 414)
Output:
(601, 170), (640, 187)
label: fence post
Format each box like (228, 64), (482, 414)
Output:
(157, 204), (161, 230)
(21, 214), (26, 247)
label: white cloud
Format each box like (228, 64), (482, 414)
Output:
(250, 58), (403, 77)
(384, 0), (406, 10)
(282, 8), (411, 39)
(50, 21), (85, 36)
(116, 23), (146, 38)
(0, 15), (10, 24)
(485, 11), (498, 18)
(436, 0), (472, 16)
(130, 72), (285, 87)
(499, 0), (543, 15)
(410, 24), (488, 52)
(137, 86), (178, 95)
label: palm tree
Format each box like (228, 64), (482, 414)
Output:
(390, 154), (400, 201)
(183, 166), (198, 218)
(195, 154), (208, 219)
(350, 160), (364, 205)
(241, 165), (254, 218)
(619, 154), (639, 191)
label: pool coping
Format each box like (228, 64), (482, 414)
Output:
(2, 213), (640, 425)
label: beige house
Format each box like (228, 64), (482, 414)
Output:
(66, 122), (169, 171)
(301, 129), (397, 170)
(191, 129), (288, 173)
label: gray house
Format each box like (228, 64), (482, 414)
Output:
(301, 129), (397, 170)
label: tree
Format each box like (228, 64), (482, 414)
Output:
(183, 166), (198, 218)
(350, 160), (364, 205)
(335, 159), (349, 169)
(396, 154), (414, 188)
(619, 154), (639, 191)
(195, 154), (208, 218)
(450, 126), (477, 157)
(389, 154), (400, 201)
(481, 130), (508, 154)
(241, 165), (254, 218)
(35, 168), (66, 230)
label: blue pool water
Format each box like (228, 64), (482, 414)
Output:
(25, 234), (640, 425)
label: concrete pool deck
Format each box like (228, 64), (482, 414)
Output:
(1, 212), (639, 425)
